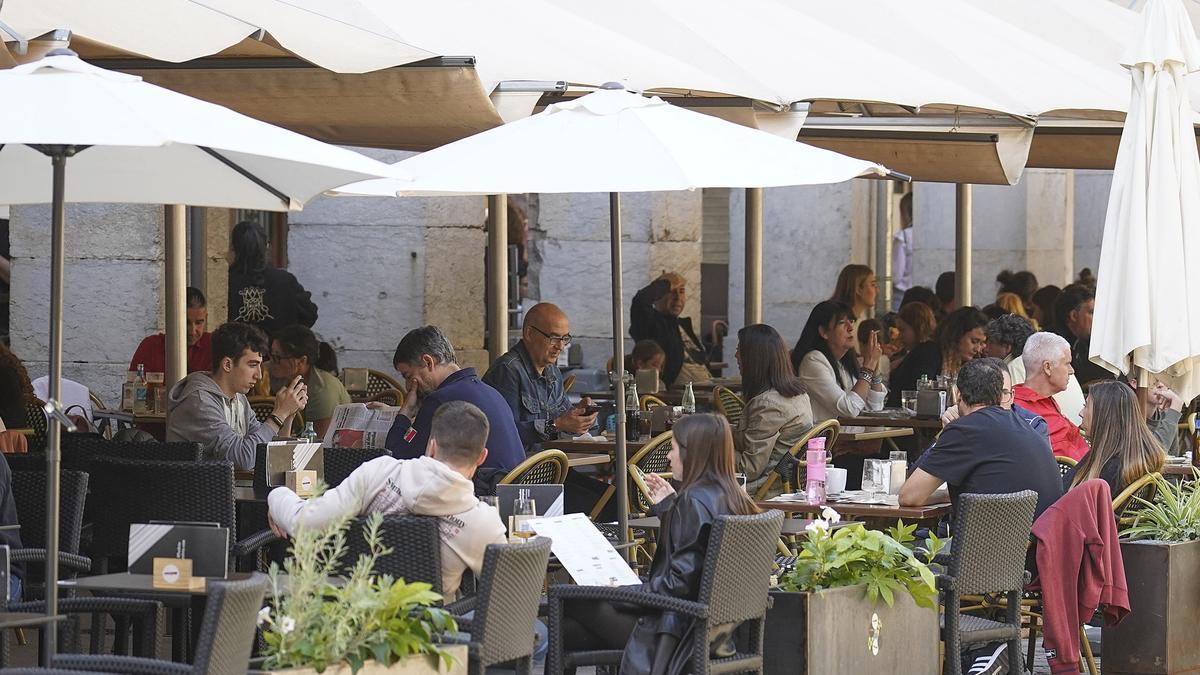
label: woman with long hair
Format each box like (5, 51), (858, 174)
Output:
(0, 342), (33, 429)
(995, 292), (1038, 329)
(887, 306), (987, 406)
(268, 325), (351, 437)
(1066, 381), (1165, 494)
(793, 301), (885, 420)
(830, 264), (877, 322)
(227, 220), (319, 339)
(733, 324), (812, 496)
(890, 301), (937, 370)
(560, 413), (759, 672)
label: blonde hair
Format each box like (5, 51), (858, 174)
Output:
(1071, 381), (1165, 492)
(995, 292), (1039, 330)
(830, 264), (874, 316)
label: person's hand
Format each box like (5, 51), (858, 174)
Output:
(644, 472), (676, 505)
(267, 511), (288, 539)
(940, 405), (961, 426)
(365, 401), (389, 410)
(553, 406), (598, 434)
(881, 341), (901, 357)
(0, 431), (27, 455)
(1151, 382), (1184, 412)
(861, 330), (883, 372)
(273, 375), (308, 420)
(400, 377), (421, 418)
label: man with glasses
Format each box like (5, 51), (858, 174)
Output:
(483, 302), (598, 452)
(631, 272), (711, 388)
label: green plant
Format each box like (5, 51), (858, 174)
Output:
(258, 510), (458, 673)
(777, 509), (941, 609)
(1121, 471), (1200, 542)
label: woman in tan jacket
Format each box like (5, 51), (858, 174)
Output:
(732, 324), (813, 497)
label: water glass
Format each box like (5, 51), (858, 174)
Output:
(480, 495), (499, 509)
(901, 390), (918, 415)
(861, 459), (886, 497)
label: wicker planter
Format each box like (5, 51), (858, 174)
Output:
(1103, 539), (1200, 674)
(267, 646), (468, 675)
(761, 585), (938, 675)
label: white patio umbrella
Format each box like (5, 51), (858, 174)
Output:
(0, 49), (397, 660)
(338, 84), (898, 543)
(1093, 0), (1200, 400)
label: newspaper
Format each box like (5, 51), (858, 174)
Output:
(322, 403), (400, 449)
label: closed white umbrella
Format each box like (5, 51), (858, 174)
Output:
(0, 50), (396, 659)
(338, 85), (897, 545)
(1093, 0), (1200, 399)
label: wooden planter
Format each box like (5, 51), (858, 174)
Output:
(1103, 539), (1200, 675)
(761, 585), (938, 675)
(268, 646), (469, 675)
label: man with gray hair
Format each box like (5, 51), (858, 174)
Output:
(383, 325), (524, 470)
(1014, 332), (1089, 461)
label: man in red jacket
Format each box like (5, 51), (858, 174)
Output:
(128, 287), (213, 375)
(1013, 332), (1090, 461)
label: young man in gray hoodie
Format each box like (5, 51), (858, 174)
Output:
(267, 400), (507, 601)
(166, 322), (307, 470)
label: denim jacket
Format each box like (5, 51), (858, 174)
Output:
(481, 341), (571, 451)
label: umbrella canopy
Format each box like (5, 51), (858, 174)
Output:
(338, 87), (894, 197)
(0, 52), (400, 209)
(1093, 0), (1200, 399)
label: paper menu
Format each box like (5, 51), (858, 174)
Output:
(526, 513), (641, 587)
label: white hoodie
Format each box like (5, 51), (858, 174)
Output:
(268, 455), (506, 600)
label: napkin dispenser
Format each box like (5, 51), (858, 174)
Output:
(915, 389), (948, 419)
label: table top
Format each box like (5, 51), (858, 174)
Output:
(544, 438), (650, 454)
(838, 413), (944, 430)
(565, 452), (611, 467)
(60, 571), (256, 596)
(92, 408), (166, 423)
(628, 515), (833, 535)
(757, 496), (952, 520)
(0, 612), (65, 629)
(1162, 461), (1198, 477)
(11, 428), (34, 437)
(839, 426), (914, 442)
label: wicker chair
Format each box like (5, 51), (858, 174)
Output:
(626, 431), (674, 517)
(756, 419), (841, 500)
(323, 447), (392, 489)
(58, 434), (201, 473)
(548, 510), (784, 675)
(640, 394), (667, 411)
(449, 538), (553, 675)
(22, 396), (47, 454)
(1055, 455), (1078, 480)
(1112, 471), (1161, 527)
(338, 515), (443, 595)
(368, 388), (405, 407)
(247, 396), (304, 435)
(365, 369), (405, 400)
(563, 374), (577, 394)
(713, 386), (745, 427)
(500, 450), (569, 485)
(938, 491), (1037, 675)
(52, 573), (269, 675)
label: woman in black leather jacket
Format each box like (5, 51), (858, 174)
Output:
(562, 413), (759, 674)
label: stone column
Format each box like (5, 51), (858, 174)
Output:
(1025, 169), (1076, 288)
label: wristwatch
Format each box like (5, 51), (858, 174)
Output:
(858, 369), (874, 382)
(269, 414), (286, 429)
(544, 418), (559, 438)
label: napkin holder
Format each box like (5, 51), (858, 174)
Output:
(915, 389), (948, 419)
(153, 557), (206, 590)
(286, 470), (318, 497)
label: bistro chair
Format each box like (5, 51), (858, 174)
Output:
(548, 510), (784, 675)
(51, 574), (269, 675)
(585, 430), (672, 521)
(339, 515), (443, 596)
(366, 369), (405, 400)
(938, 491), (1037, 675)
(368, 388), (405, 407)
(713, 386), (745, 427)
(563, 373), (576, 394)
(1055, 455), (1077, 480)
(247, 397), (304, 435)
(500, 450), (569, 485)
(323, 447), (392, 488)
(22, 396), (47, 454)
(448, 538), (552, 675)
(640, 394), (667, 410)
(59, 433), (201, 473)
(1112, 471), (1161, 528)
(756, 419), (841, 500)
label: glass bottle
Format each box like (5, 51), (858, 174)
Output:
(302, 421), (318, 443)
(625, 380), (640, 442)
(682, 382), (696, 415)
(805, 436), (827, 506)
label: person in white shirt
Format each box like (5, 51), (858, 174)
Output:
(791, 301), (887, 421)
(891, 192), (914, 311)
(268, 400), (506, 601)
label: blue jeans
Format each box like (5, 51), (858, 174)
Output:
(9, 575), (21, 603)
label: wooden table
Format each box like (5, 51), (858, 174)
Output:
(1162, 462), (1198, 478)
(565, 453), (611, 468)
(838, 414), (943, 430)
(756, 497), (952, 523)
(544, 438), (650, 455)
(839, 426), (914, 442)
(0, 611), (64, 630)
(628, 515), (831, 536)
(92, 408), (167, 425)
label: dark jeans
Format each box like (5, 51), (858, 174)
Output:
(562, 599), (643, 651)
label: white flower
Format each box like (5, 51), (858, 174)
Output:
(256, 607), (272, 627)
(820, 506), (842, 524)
(280, 616), (296, 635)
(805, 519), (829, 536)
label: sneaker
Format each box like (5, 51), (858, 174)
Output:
(964, 642), (1009, 675)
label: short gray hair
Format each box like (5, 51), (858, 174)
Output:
(1021, 332), (1070, 375)
(393, 325), (457, 367)
(956, 357), (1005, 406)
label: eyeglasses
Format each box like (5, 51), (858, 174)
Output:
(530, 324), (573, 346)
(1000, 388), (1013, 401)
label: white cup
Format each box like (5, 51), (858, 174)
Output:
(825, 467), (848, 495)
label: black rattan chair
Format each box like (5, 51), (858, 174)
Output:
(449, 537), (552, 675)
(323, 447), (392, 488)
(22, 397), (47, 454)
(938, 491), (1037, 675)
(547, 510), (784, 674)
(338, 515), (443, 595)
(60, 434), (202, 473)
(51, 573), (269, 675)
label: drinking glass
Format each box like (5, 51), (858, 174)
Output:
(512, 492), (537, 541)
(901, 390), (918, 415)
(861, 459), (880, 496)
(480, 495), (499, 509)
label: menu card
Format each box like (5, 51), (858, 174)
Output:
(526, 513), (641, 587)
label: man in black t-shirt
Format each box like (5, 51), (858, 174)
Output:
(900, 357), (1063, 521)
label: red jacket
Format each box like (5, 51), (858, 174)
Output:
(129, 332), (212, 375)
(1013, 384), (1089, 461)
(1031, 479), (1129, 675)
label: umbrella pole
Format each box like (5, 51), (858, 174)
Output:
(745, 188), (763, 325)
(609, 192), (629, 551)
(955, 184), (972, 307)
(487, 195), (509, 365)
(42, 150), (67, 665)
(164, 205), (187, 401)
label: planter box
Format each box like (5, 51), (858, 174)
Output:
(268, 646), (469, 675)
(1103, 539), (1200, 674)
(761, 585), (938, 675)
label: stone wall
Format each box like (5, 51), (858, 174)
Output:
(1073, 170), (1114, 278)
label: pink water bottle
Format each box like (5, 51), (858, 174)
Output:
(805, 437), (827, 506)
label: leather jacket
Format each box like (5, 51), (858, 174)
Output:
(630, 279), (710, 387)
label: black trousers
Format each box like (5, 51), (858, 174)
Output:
(562, 599), (643, 651)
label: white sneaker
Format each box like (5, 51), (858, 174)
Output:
(966, 642), (1008, 675)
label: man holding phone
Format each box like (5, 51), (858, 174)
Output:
(384, 325), (524, 471)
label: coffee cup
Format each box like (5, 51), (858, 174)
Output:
(825, 467), (848, 495)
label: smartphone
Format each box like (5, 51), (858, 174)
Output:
(580, 404), (603, 415)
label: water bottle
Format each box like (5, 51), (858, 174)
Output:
(302, 421), (318, 443)
(1192, 417), (1200, 469)
(682, 382), (696, 414)
(625, 380), (640, 443)
(805, 436), (828, 506)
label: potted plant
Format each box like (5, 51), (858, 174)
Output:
(1102, 471), (1200, 675)
(761, 508), (941, 675)
(257, 511), (466, 675)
